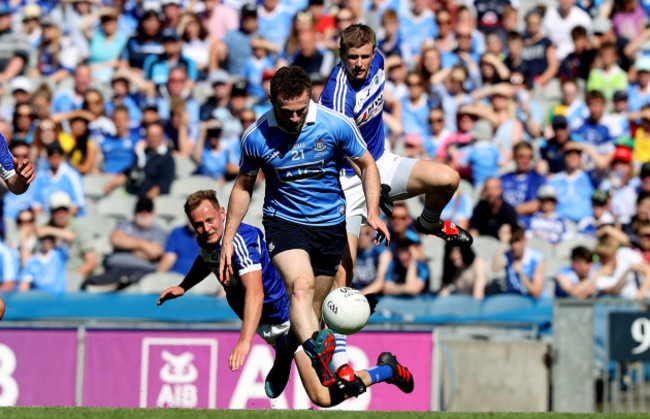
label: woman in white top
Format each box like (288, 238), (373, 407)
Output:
(178, 12), (218, 78)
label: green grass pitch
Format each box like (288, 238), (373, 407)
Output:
(1, 408), (650, 418)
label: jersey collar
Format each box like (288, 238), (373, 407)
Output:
(267, 100), (318, 132)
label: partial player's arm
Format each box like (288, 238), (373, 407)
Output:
(229, 269), (264, 371)
(220, 171), (256, 284)
(157, 256), (211, 305)
(355, 151), (390, 245)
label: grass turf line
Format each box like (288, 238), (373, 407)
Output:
(1, 408), (650, 419)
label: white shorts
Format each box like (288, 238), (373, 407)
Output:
(341, 150), (418, 236)
(256, 320), (290, 347)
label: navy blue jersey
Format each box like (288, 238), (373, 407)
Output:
(0, 133), (15, 181)
(240, 102), (367, 226)
(199, 223), (289, 324)
(320, 53), (386, 175)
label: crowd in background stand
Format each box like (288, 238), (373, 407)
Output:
(0, 0), (649, 303)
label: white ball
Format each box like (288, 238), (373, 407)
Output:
(322, 287), (371, 335)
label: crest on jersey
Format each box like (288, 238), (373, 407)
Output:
(314, 138), (326, 152)
(268, 241), (275, 253)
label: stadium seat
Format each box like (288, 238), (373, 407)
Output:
(153, 195), (187, 223)
(526, 237), (554, 261)
(77, 214), (117, 239)
(427, 294), (481, 317)
(421, 237), (445, 292)
(67, 270), (85, 292)
(131, 272), (184, 294)
(170, 175), (218, 198)
(83, 174), (113, 202)
(173, 155), (197, 179)
(555, 236), (597, 260)
(457, 179), (474, 197)
(97, 194), (137, 220)
(472, 235), (501, 278)
(480, 294), (535, 315)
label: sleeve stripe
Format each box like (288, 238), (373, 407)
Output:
(233, 233), (253, 270)
(334, 69), (348, 114)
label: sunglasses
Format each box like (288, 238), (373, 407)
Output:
(17, 218), (34, 224)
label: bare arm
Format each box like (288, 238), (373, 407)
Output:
(360, 250), (392, 295)
(76, 250), (98, 277)
(515, 199), (540, 216)
(355, 151), (390, 245)
(473, 258), (487, 300)
(6, 157), (35, 195)
(517, 259), (545, 298)
(37, 225), (76, 243)
(110, 229), (163, 260)
(537, 45), (558, 85)
(0, 57), (26, 83)
(229, 270), (264, 371)
(157, 252), (178, 272)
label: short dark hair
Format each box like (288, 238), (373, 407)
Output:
(571, 26), (587, 40)
(113, 104), (128, 115)
(184, 189), (221, 217)
(586, 90), (606, 104)
(270, 66), (312, 102)
(144, 120), (164, 132)
(510, 224), (525, 243)
(506, 31), (523, 43)
(599, 42), (617, 54)
(571, 246), (593, 262)
(638, 191), (650, 205)
(9, 140), (29, 153)
(340, 24), (376, 57)
(513, 141), (533, 154)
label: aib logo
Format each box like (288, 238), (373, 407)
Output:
(140, 337), (218, 409)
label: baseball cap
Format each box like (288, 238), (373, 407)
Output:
(135, 197), (154, 213)
(551, 114), (568, 130)
(46, 141), (65, 156)
(161, 28), (179, 42)
(469, 119), (493, 142)
(162, 0), (181, 5)
(612, 147), (633, 164)
(10, 77), (32, 94)
(49, 191), (72, 210)
(615, 135), (634, 149)
(40, 15), (56, 27)
(22, 4), (42, 21)
(98, 6), (119, 20)
(309, 0), (325, 5)
(241, 3), (257, 17)
(591, 189), (609, 205)
(592, 17), (612, 35)
(563, 142), (582, 154)
(209, 69), (230, 85)
(231, 80), (248, 97)
(636, 56), (650, 72)
(537, 184), (558, 201)
(642, 162), (650, 178)
(404, 133), (423, 147)
(613, 90), (628, 102)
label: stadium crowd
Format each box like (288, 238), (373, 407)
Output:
(0, 0), (649, 303)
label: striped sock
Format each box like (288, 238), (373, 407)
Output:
(331, 333), (349, 370)
(418, 207), (442, 230)
(365, 365), (394, 384)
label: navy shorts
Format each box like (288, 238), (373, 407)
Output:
(263, 216), (347, 277)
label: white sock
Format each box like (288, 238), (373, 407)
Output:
(331, 333), (350, 370)
(419, 207), (442, 229)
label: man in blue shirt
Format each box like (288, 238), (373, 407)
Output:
(501, 142), (546, 227)
(220, 66), (392, 389)
(159, 190), (412, 405)
(548, 142), (595, 222)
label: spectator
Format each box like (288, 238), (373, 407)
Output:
(439, 244), (486, 300)
(492, 224), (546, 299)
(541, 0), (592, 62)
(522, 10), (558, 87)
(193, 120), (239, 182)
(290, 28), (334, 79)
(593, 238), (650, 299)
(32, 142), (85, 217)
(3, 143), (35, 222)
(383, 238), (430, 296)
(555, 246), (597, 298)
(119, 9), (163, 73)
(85, 7), (128, 84)
(599, 147), (637, 224)
(52, 63), (92, 114)
(161, 0), (183, 30)
(441, 189), (473, 231)
(100, 105), (138, 174)
(559, 26), (595, 81)
(623, 190), (650, 249)
(203, 0), (239, 42)
(629, 105), (650, 163)
(32, 119), (73, 169)
(504, 32), (531, 84)
(539, 115), (571, 175)
(398, 0), (436, 62)
(423, 107), (450, 160)
(179, 12), (218, 78)
(587, 42), (628, 101)
(469, 177), (518, 239)
(37, 192), (97, 281)
(220, 3), (259, 76)
(18, 233), (68, 294)
(155, 66), (200, 135)
(441, 22), (480, 69)
(612, 0), (645, 42)
(22, 4), (42, 63)
(200, 69), (231, 121)
(8, 208), (36, 267)
(157, 223), (200, 275)
(635, 220), (650, 263)
(547, 142), (595, 223)
(628, 56), (650, 112)
(401, 72), (430, 140)
(378, 10), (410, 61)
(66, 115), (98, 176)
(83, 197), (167, 291)
(0, 3), (29, 85)
(164, 97), (194, 157)
(143, 28), (198, 92)
(387, 201), (423, 260)
(577, 189), (616, 237)
(527, 184), (574, 245)
(548, 78), (589, 131)
(257, 0), (294, 51)
(213, 80), (247, 146)
(104, 72), (143, 127)
(510, 71), (543, 141)
(11, 102), (36, 145)
(241, 39), (275, 101)
(0, 232), (20, 292)
(466, 119), (501, 187)
(434, 8), (454, 56)
(104, 121), (175, 199)
(31, 18), (79, 83)
(501, 142), (546, 226)
(351, 225), (392, 294)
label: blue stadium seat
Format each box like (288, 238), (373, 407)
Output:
(481, 294), (535, 315)
(426, 295), (481, 317)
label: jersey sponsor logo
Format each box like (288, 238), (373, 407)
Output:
(355, 93), (384, 128)
(274, 160), (326, 182)
(353, 68), (385, 114)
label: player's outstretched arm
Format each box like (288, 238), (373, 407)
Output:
(6, 157), (35, 195)
(355, 151), (390, 246)
(229, 270), (264, 371)
(157, 256), (210, 305)
(220, 171), (255, 285)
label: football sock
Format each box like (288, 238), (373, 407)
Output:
(419, 207), (442, 229)
(302, 338), (316, 359)
(331, 333), (349, 370)
(365, 364), (393, 384)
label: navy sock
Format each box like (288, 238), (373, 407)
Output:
(302, 338), (316, 359)
(365, 364), (393, 384)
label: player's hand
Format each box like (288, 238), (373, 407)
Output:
(229, 341), (251, 371)
(219, 240), (235, 285)
(368, 214), (390, 247)
(157, 286), (185, 305)
(13, 157), (35, 185)
(379, 184), (393, 217)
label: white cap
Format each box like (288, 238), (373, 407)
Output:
(537, 184), (558, 200)
(10, 77), (32, 94)
(49, 191), (72, 210)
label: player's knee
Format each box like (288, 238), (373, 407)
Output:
(440, 166), (460, 190)
(311, 391), (332, 407)
(291, 281), (314, 302)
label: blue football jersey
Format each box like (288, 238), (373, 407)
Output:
(240, 101), (368, 226)
(199, 223), (289, 324)
(320, 53), (386, 175)
(0, 133), (15, 181)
